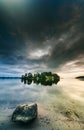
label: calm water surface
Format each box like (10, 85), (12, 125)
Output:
(0, 79), (61, 108)
(0, 78), (84, 130)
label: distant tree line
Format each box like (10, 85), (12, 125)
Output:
(0, 77), (20, 79)
(21, 72), (60, 86)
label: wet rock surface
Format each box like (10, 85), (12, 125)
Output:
(11, 103), (37, 123)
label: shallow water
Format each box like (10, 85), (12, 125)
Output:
(0, 78), (84, 130)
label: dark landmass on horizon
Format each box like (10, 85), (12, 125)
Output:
(0, 77), (21, 79)
(76, 76), (84, 81)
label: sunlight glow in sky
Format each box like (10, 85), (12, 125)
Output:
(28, 47), (51, 59)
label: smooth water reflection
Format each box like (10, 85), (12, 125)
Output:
(0, 78), (84, 130)
(0, 79), (61, 109)
(21, 78), (59, 86)
(0, 78), (84, 109)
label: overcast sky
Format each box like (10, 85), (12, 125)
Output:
(0, 0), (84, 76)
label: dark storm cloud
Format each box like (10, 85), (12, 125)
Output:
(0, 0), (84, 71)
(48, 27), (84, 68)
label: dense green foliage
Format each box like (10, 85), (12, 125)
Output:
(21, 72), (60, 86)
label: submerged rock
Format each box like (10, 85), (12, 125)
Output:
(12, 103), (37, 123)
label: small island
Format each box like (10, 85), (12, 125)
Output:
(76, 76), (84, 81)
(21, 72), (60, 86)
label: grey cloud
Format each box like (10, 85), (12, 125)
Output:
(0, 0), (84, 74)
(48, 28), (84, 68)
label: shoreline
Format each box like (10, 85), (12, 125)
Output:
(0, 100), (84, 130)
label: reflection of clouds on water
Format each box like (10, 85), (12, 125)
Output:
(0, 79), (37, 108)
(0, 78), (84, 129)
(58, 79), (84, 103)
(0, 79), (55, 108)
(70, 94), (84, 103)
(37, 78), (84, 126)
(0, 78), (84, 108)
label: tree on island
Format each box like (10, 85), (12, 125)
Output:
(21, 72), (60, 86)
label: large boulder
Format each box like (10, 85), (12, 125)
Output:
(11, 103), (37, 123)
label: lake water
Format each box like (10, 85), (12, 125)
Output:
(0, 78), (84, 130)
